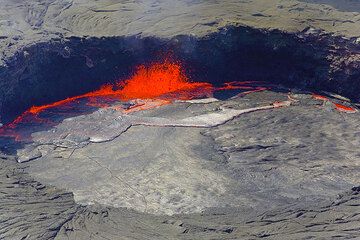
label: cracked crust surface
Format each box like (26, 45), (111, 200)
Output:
(1, 90), (359, 239)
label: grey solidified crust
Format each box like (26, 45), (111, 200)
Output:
(0, 158), (79, 240)
(299, 0), (360, 12)
(1, 90), (360, 239)
(54, 186), (360, 239)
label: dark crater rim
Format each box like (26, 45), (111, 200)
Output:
(0, 25), (359, 124)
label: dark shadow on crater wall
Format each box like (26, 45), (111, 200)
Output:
(0, 37), (167, 123)
(299, 0), (360, 12)
(172, 28), (331, 89)
(0, 26), (358, 124)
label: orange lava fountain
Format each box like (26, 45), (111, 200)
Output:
(26, 59), (212, 115)
(119, 59), (212, 100)
(5, 56), (356, 143)
(0, 58), (215, 140)
(0, 56), (277, 141)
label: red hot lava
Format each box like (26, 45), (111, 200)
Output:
(119, 59), (212, 100)
(27, 59), (213, 115)
(0, 58), (267, 141)
(312, 94), (357, 113)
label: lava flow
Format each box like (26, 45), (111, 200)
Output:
(28, 59), (212, 115)
(0, 58), (268, 141)
(312, 94), (357, 113)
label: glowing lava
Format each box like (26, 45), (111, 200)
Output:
(119, 59), (212, 100)
(27, 59), (213, 115)
(312, 93), (357, 113)
(333, 103), (357, 113)
(0, 58), (269, 141)
(28, 84), (120, 114)
(0, 59), (214, 140)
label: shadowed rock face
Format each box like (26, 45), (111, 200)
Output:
(0, 26), (359, 124)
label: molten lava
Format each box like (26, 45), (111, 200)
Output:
(312, 93), (357, 113)
(0, 58), (269, 141)
(333, 103), (357, 113)
(27, 59), (212, 115)
(28, 85), (120, 114)
(119, 60), (212, 100)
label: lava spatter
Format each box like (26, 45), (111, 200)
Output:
(24, 59), (213, 116)
(333, 103), (357, 113)
(312, 93), (357, 113)
(0, 58), (269, 141)
(118, 59), (212, 100)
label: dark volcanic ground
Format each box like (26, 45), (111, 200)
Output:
(1, 89), (360, 239)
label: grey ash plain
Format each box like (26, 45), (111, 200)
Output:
(1, 0), (360, 239)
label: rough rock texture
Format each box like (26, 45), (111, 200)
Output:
(22, 91), (359, 215)
(21, 93), (289, 214)
(0, 158), (79, 240)
(53, 187), (360, 240)
(1, 89), (358, 239)
(1, 0), (360, 62)
(1, 1), (360, 239)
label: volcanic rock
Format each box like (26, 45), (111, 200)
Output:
(1, 89), (358, 238)
(1, 1), (360, 240)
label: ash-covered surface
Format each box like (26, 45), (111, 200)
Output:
(1, 90), (360, 239)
